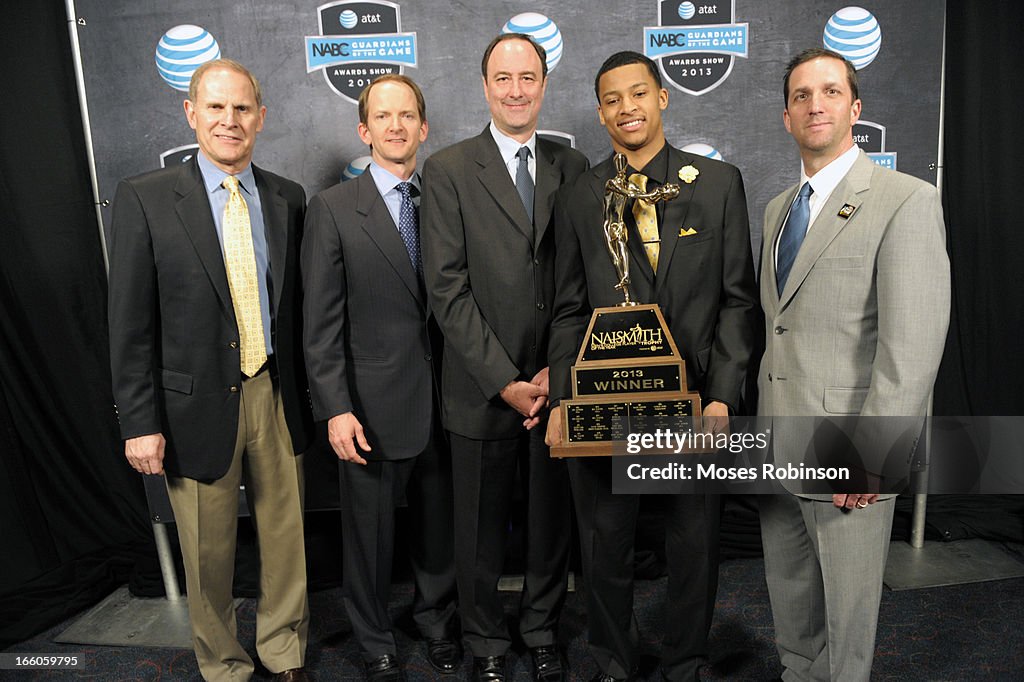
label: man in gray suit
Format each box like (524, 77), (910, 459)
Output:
(302, 75), (459, 681)
(757, 48), (950, 681)
(420, 33), (588, 682)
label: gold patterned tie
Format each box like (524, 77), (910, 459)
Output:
(629, 173), (660, 272)
(221, 175), (267, 377)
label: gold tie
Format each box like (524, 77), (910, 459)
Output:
(629, 173), (660, 272)
(221, 175), (267, 377)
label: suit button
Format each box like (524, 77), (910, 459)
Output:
(768, 373), (773, 382)
(534, 258), (540, 265)
(229, 385), (239, 393)
(774, 326), (785, 335)
(424, 354), (432, 361)
(536, 302), (545, 310)
(229, 341), (238, 349)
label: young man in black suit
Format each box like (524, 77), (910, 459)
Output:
(546, 51), (759, 682)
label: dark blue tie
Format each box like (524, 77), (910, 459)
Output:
(515, 146), (534, 223)
(396, 182), (421, 275)
(776, 182), (813, 295)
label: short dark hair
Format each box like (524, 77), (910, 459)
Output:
(357, 74), (427, 124)
(783, 48), (859, 105)
(480, 33), (548, 80)
(594, 51), (662, 100)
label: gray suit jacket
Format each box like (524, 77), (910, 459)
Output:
(302, 171), (437, 460)
(757, 150), (951, 495)
(421, 128), (588, 439)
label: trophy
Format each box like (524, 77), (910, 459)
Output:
(551, 154), (704, 457)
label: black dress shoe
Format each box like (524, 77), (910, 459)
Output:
(530, 646), (566, 682)
(272, 669), (308, 682)
(472, 655), (506, 682)
(426, 636), (463, 674)
(589, 673), (630, 682)
(366, 653), (403, 682)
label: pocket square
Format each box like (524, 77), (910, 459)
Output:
(678, 227), (698, 237)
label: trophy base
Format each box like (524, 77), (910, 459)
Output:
(551, 393), (705, 458)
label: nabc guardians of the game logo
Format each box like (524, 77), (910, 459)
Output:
(643, 1), (749, 96)
(855, 121), (897, 170)
(305, 0), (417, 103)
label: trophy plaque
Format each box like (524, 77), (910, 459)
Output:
(551, 154), (705, 457)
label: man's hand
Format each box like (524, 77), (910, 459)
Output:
(545, 405), (563, 447)
(522, 367), (551, 430)
(833, 493), (880, 510)
(702, 400), (730, 435)
(125, 433), (166, 476)
(328, 412), (371, 465)
(501, 380), (546, 430)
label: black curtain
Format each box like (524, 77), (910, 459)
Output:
(933, 1), (1024, 415)
(0, 1), (152, 648)
(0, 0), (1020, 651)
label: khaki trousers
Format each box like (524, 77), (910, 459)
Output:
(166, 369), (308, 681)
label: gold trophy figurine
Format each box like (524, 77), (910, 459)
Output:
(603, 153), (681, 306)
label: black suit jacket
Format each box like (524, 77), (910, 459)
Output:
(549, 145), (758, 410)
(108, 157), (312, 481)
(421, 128), (589, 439)
(301, 171), (438, 460)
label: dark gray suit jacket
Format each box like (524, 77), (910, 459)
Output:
(302, 171), (437, 460)
(108, 157), (311, 481)
(421, 128), (588, 439)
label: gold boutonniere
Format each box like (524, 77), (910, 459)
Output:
(678, 164), (699, 184)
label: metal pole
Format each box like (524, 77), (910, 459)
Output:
(152, 522), (183, 600)
(909, 12), (948, 550)
(64, 0), (109, 273)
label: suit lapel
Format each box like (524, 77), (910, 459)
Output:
(654, 148), (697, 295)
(174, 160), (233, 316)
(356, 172), (426, 307)
(779, 151), (873, 308)
(533, 139), (560, 245)
(254, 165), (289, 315)
(475, 129), (535, 243)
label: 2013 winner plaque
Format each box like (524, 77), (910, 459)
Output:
(551, 304), (705, 458)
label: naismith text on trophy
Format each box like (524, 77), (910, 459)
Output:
(552, 154), (704, 457)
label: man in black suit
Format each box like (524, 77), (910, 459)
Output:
(302, 74), (460, 681)
(108, 59), (311, 681)
(420, 34), (588, 682)
(546, 52), (759, 682)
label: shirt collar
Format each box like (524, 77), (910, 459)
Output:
(489, 121), (536, 166)
(197, 150), (256, 195)
(633, 141), (671, 184)
(368, 161), (420, 196)
(801, 144), (860, 199)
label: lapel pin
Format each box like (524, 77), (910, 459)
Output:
(837, 204), (857, 219)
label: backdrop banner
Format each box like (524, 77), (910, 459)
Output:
(76, 0), (944, 261)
